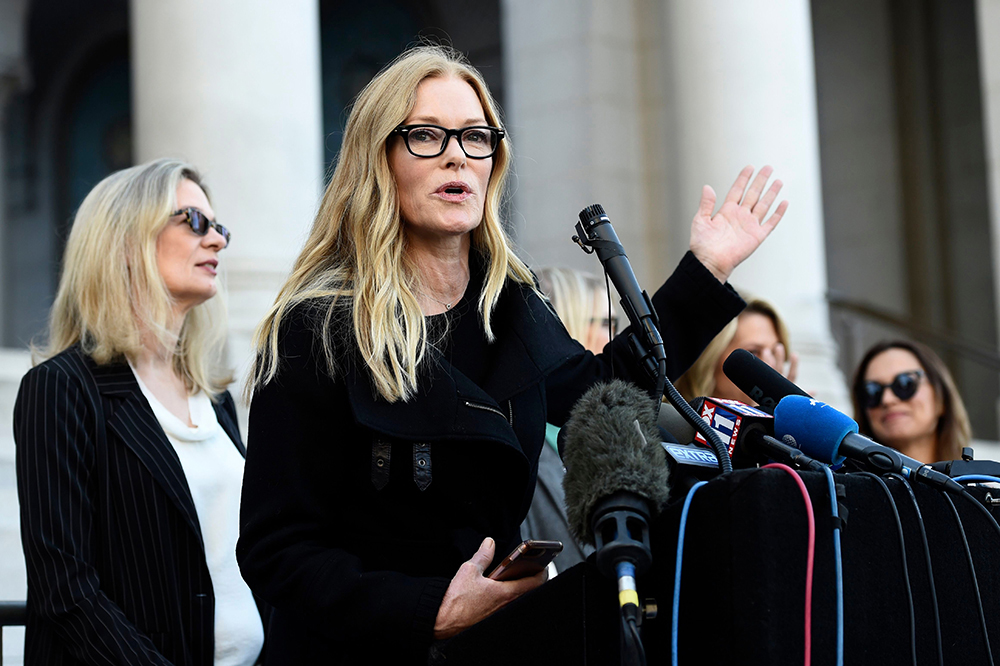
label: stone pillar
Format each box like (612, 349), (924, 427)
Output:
(0, 0), (29, 350)
(656, 0), (849, 409)
(501, 0), (656, 279)
(130, 0), (324, 408)
(978, 0), (1000, 431)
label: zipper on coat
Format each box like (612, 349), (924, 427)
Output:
(465, 399), (513, 425)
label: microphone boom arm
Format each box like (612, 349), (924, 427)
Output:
(574, 204), (733, 473)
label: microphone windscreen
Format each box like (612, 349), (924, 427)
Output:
(562, 380), (670, 545)
(722, 348), (809, 412)
(773, 395), (858, 466)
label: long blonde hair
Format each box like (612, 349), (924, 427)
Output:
(675, 297), (791, 400)
(38, 158), (230, 396)
(248, 45), (535, 403)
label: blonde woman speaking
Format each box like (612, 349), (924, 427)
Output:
(237, 45), (787, 664)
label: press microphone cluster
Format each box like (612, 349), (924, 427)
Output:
(659, 397), (827, 475)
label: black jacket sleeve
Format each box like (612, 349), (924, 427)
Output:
(236, 313), (450, 657)
(14, 362), (174, 666)
(545, 251), (745, 425)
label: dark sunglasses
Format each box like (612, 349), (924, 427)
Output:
(171, 208), (231, 247)
(861, 370), (925, 409)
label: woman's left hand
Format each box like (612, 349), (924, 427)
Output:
(689, 165), (789, 284)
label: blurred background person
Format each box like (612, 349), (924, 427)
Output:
(675, 296), (797, 404)
(519, 267), (619, 572)
(851, 340), (971, 463)
(13, 159), (265, 666)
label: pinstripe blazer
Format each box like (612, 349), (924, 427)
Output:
(14, 344), (258, 666)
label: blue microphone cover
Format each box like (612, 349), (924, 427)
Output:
(773, 395), (858, 466)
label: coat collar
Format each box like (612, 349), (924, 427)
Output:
(345, 269), (580, 454)
(83, 349), (243, 547)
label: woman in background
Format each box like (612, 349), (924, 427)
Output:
(675, 296), (797, 404)
(14, 159), (265, 665)
(520, 267), (619, 571)
(851, 339), (970, 463)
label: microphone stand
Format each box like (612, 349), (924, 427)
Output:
(573, 204), (733, 474)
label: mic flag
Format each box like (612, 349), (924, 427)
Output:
(693, 397), (774, 468)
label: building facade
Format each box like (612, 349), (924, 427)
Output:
(2, 0), (1000, 662)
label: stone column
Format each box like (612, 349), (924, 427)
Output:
(501, 0), (656, 279)
(0, 0), (29, 349)
(978, 0), (1000, 431)
(130, 0), (324, 408)
(656, 0), (849, 409)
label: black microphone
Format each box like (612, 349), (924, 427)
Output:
(722, 348), (809, 413)
(562, 380), (670, 617)
(574, 204), (666, 377)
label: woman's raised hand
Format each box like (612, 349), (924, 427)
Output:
(689, 165), (789, 284)
(433, 537), (547, 640)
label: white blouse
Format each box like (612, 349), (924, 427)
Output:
(131, 367), (264, 666)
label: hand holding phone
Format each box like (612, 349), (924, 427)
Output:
(435, 537), (551, 639)
(488, 539), (563, 581)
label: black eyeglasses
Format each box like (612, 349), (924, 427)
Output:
(171, 208), (231, 247)
(861, 370), (925, 409)
(391, 124), (504, 159)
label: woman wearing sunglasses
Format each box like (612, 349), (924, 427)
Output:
(237, 45), (787, 664)
(14, 159), (266, 665)
(851, 340), (971, 463)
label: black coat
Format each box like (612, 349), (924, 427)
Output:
(14, 346), (261, 665)
(236, 252), (744, 664)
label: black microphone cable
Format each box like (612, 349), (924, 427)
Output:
(662, 367), (731, 473)
(857, 472), (917, 666)
(884, 473), (943, 666)
(952, 482), (1000, 542)
(942, 492), (995, 666)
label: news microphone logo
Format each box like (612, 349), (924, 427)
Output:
(694, 397), (772, 456)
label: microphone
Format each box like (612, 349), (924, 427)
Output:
(562, 380), (670, 617)
(722, 348), (809, 413)
(574, 204), (666, 378)
(572, 204), (735, 473)
(675, 396), (826, 472)
(774, 395), (964, 492)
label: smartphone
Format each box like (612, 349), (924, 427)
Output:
(488, 539), (563, 581)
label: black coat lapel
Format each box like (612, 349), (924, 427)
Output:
(87, 356), (204, 547)
(212, 392), (245, 456)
